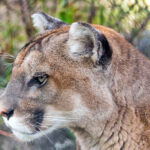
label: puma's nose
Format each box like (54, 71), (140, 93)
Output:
(0, 109), (14, 120)
(0, 90), (15, 120)
(0, 95), (14, 120)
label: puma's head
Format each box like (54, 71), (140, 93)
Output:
(0, 12), (114, 142)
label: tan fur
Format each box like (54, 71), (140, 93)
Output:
(1, 24), (150, 150)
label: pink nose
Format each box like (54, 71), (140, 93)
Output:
(0, 93), (14, 120)
(0, 109), (14, 120)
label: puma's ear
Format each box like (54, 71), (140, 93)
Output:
(31, 12), (67, 33)
(68, 22), (112, 67)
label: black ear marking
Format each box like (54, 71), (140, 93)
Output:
(97, 33), (112, 66)
(39, 12), (67, 30)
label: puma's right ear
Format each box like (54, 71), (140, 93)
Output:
(68, 22), (112, 67)
(31, 12), (67, 33)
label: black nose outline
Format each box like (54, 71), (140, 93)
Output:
(1, 109), (14, 120)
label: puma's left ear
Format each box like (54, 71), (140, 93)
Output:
(68, 22), (112, 66)
(31, 12), (67, 33)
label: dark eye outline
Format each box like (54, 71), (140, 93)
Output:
(28, 73), (49, 88)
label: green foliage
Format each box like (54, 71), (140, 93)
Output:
(0, 62), (12, 88)
(66, 129), (75, 140)
(0, 116), (3, 125)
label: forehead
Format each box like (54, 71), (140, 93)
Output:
(12, 29), (69, 77)
(24, 51), (50, 76)
(14, 27), (69, 65)
(12, 51), (50, 79)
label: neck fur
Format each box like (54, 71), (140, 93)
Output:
(71, 105), (149, 150)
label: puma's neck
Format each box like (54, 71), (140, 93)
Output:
(71, 106), (149, 150)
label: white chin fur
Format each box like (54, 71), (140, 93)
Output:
(3, 116), (59, 142)
(12, 130), (35, 142)
(12, 125), (58, 142)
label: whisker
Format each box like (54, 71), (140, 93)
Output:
(29, 123), (53, 144)
(43, 116), (77, 120)
(43, 116), (77, 121)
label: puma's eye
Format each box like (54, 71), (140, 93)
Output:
(28, 73), (49, 88)
(37, 75), (48, 84)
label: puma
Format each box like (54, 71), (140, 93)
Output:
(0, 12), (150, 150)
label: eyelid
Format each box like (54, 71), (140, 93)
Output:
(33, 72), (48, 77)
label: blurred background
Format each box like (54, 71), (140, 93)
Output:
(0, 0), (150, 149)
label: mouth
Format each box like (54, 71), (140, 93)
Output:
(3, 116), (53, 142)
(3, 115), (63, 142)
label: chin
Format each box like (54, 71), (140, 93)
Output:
(12, 125), (58, 142)
(12, 130), (38, 142)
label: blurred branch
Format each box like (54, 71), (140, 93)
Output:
(109, 1), (132, 29)
(1, 0), (17, 23)
(128, 12), (150, 43)
(51, 0), (57, 13)
(18, 0), (34, 39)
(0, 130), (13, 138)
(88, 0), (96, 23)
(2, 1), (13, 12)
(0, 52), (15, 63)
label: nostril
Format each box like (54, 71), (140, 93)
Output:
(1, 109), (14, 120)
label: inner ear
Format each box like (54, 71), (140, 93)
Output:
(68, 22), (112, 67)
